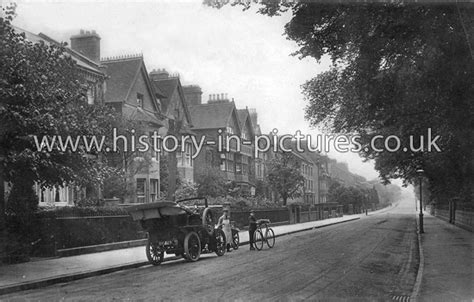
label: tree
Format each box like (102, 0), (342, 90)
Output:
(207, 2), (474, 204)
(267, 152), (304, 205)
(175, 179), (198, 201)
(1, 4), (117, 191)
(0, 5), (117, 260)
(196, 167), (226, 198)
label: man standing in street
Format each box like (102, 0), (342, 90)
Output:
(248, 210), (257, 250)
(217, 209), (233, 252)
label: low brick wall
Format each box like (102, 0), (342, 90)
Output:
(34, 215), (145, 257)
(33, 208), (290, 257)
(300, 211), (321, 223)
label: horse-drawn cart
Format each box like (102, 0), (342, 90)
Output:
(127, 198), (226, 265)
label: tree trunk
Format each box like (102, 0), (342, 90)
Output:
(167, 151), (177, 201)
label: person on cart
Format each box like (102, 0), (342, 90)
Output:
(217, 209), (233, 252)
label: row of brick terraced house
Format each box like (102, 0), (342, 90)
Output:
(12, 27), (370, 207)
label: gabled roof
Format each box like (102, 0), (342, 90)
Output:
(101, 57), (143, 103)
(237, 108), (255, 138)
(151, 76), (193, 126)
(237, 109), (248, 129)
(101, 56), (162, 120)
(150, 78), (178, 113)
(189, 101), (240, 133)
(123, 106), (164, 127)
(12, 26), (104, 76)
(153, 78), (178, 100)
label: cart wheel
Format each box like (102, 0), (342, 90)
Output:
(184, 231), (201, 262)
(146, 241), (164, 265)
(253, 230), (264, 251)
(214, 228), (226, 256)
(202, 208), (214, 235)
(232, 232), (240, 250)
(265, 228), (275, 248)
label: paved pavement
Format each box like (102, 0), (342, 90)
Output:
(416, 212), (473, 301)
(0, 214), (360, 295)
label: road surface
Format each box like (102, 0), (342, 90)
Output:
(2, 200), (419, 301)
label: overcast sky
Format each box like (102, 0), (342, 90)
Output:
(12, 0), (383, 181)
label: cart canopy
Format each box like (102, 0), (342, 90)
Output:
(127, 201), (191, 221)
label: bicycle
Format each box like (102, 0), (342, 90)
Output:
(253, 219), (275, 250)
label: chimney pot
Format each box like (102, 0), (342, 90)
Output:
(71, 29), (101, 63)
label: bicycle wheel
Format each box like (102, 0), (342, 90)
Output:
(265, 228), (275, 248)
(253, 229), (264, 251)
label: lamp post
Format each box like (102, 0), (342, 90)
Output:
(365, 193), (368, 215)
(416, 169), (424, 233)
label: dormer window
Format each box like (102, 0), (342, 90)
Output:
(137, 93), (144, 108)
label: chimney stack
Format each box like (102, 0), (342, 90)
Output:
(183, 85), (203, 106)
(208, 93), (230, 104)
(70, 29), (101, 63)
(149, 68), (170, 81)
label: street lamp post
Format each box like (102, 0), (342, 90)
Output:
(416, 169), (424, 233)
(365, 193), (368, 215)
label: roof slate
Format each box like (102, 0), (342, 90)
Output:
(101, 58), (142, 103)
(237, 109), (249, 129)
(13, 26), (104, 75)
(151, 78), (179, 113)
(188, 102), (235, 130)
(152, 78), (178, 99)
(122, 106), (164, 126)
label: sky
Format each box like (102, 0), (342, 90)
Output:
(10, 0), (384, 182)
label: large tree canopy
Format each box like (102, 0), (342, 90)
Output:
(0, 5), (116, 193)
(267, 152), (305, 205)
(206, 1), (474, 203)
(294, 3), (473, 203)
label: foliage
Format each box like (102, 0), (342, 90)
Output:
(4, 176), (38, 262)
(174, 179), (198, 200)
(103, 173), (127, 200)
(159, 154), (170, 195)
(255, 179), (270, 199)
(36, 205), (129, 218)
(210, 2), (473, 203)
(0, 4), (117, 192)
(328, 181), (380, 213)
(267, 152), (305, 205)
(298, 3), (473, 204)
(372, 181), (402, 205)
(195, 167), (226, 198)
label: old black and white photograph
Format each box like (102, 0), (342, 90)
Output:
(0, 0), (472, 301)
